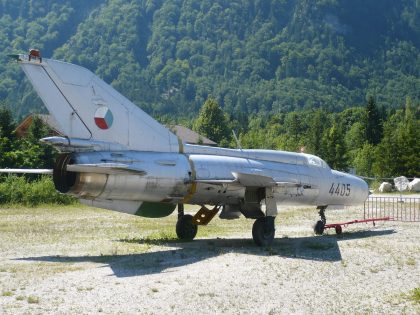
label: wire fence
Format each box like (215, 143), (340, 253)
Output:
(364, 197), (420, 222)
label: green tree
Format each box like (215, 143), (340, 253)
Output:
(365, 96), (382, 145)
(353, 142), (375, 177)
(372, 109), (403, 178)
(283, 112), (302, 151)
(25, 116), (55, 168)
(322, 122), (348, 171)
(305, 109), (328, 156)
(0, 106), (16, 167)
(395, 99), (420, 177)
(193, 98), (230, 145)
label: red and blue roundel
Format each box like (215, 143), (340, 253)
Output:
(94, 106), (113, 130)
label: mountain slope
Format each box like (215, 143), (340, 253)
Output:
(0, 0), (419, 118)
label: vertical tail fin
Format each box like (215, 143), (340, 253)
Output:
(19, 56), (179, 152)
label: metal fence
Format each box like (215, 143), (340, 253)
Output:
(364, 197), (420, 222)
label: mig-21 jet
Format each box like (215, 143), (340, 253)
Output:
(2, 50), (369, 246)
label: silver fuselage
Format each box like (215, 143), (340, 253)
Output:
(70, 144), (368, 214)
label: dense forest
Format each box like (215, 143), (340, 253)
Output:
(193, 96), (419, 179)
(0, 95), (419, 181)
(0, 0), (419, 117)
(0, 0), (419, 183)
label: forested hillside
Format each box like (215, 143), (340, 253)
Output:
(0, 0), (419, 118)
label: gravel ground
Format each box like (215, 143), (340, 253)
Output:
(0, 203), (419, 315)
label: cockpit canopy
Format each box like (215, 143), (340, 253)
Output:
(305, 154), (330, 169)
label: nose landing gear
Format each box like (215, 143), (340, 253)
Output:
(314, 206), (327, 235)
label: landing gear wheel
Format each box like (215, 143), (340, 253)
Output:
(176, 214), (197, 241)
(335, 225), (342, 235)
(314, 220), (325, 235)
(252, 217), (275, 247)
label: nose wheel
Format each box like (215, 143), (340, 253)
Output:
(314, 220), (325, 235)
(314, 206), (327, 235)
(252, 216), (275, 247)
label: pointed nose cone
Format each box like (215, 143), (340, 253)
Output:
(332, 170), (369, 204)
(353, 175), (369, 203)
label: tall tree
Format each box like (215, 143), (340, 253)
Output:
(305, 109), (328, 156)
(365, 96), (382, 145)
(396, 99), (420, 177)
(372, 111), (402, 178)
(353, 142), (375, 177)
(322, 122), (348, 171)
(193, 98), (230, 145)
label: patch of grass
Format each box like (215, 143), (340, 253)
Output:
(15, 295), (25, 301)
(77, 286), (94, 292)
(409, 288), (420, 304)
(27, 295), (39, 304)
(0, 263), (84, 278)
(406, 257), (416, 266)
(198, 292), (216, 298)
(2, 290), (14, 296)
(151, 287), (159, 293)
(144, 231), (178, 242)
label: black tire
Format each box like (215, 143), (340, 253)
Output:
(252, 217), (275, 247)
(176, 214), (198, 241)
(314, 220), (325, 235)
(335, 225), (342, 235)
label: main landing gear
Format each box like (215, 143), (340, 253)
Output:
(252, 216), (275, 247)
(314, 206), (327, 235)
(175, 204), (197, 241)
(175, 203), (276, 247)
(175, 204), (220, 241)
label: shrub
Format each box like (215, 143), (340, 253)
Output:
(0, 175), (77, 206)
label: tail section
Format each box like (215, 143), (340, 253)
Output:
(19, 55), (179, 152)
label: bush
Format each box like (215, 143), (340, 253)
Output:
(0, 175), (77, 206)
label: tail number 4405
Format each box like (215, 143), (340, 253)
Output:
(329, 183), (351, 196)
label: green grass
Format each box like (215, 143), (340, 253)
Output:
(410, 288), (420, 304)
(27, 295), (39, 304)
(2, 290), (14, 297)
(0, 175), (77, 206)
(406, 257), (416, 266)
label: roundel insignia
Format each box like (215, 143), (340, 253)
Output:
(94, 106), (113, 130)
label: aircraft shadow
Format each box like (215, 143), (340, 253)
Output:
(16, 229), (395, 278)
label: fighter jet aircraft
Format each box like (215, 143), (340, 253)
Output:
(3, 50), (369, 246)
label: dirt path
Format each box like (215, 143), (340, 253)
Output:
(0, 205), (419, 314)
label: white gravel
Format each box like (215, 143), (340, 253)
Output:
(1, 204), (419, 314)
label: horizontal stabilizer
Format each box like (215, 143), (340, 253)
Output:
(0, 168), (53, 174)
(67, 163), (147, 175)
(41, 136), (127, 152)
